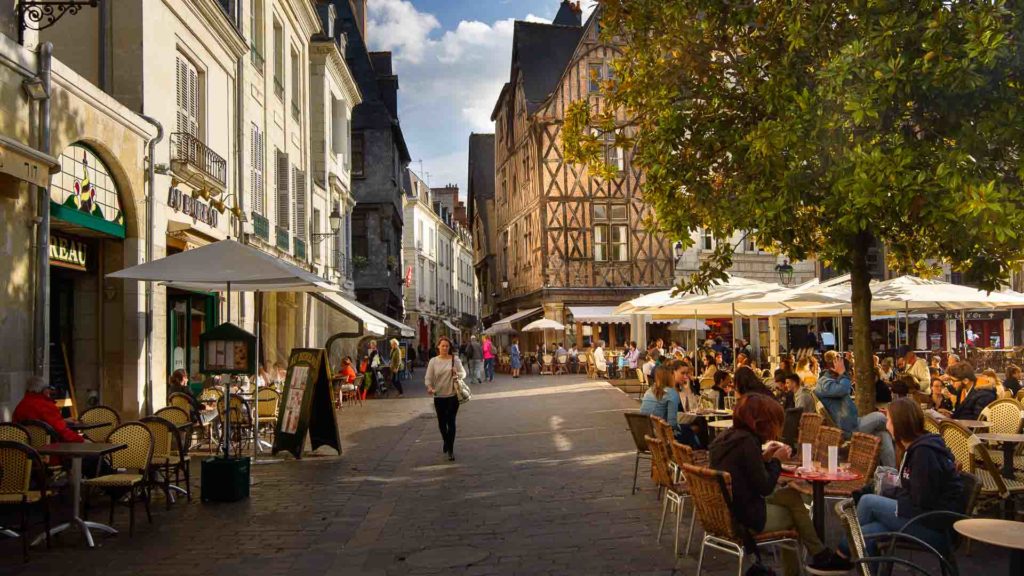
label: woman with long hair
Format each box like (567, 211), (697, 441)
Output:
(425, 336), (467, 461)
(711, 394), (850, 575)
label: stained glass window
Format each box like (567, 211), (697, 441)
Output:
(50, 143), (125, 238)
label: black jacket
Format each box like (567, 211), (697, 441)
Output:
(951, 383), (997, 421)
(709, 428), (781, 532)
(894, 433), (963, 520)
(1004, 377), (1021, 396)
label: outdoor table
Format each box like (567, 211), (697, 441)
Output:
(974, 433), (1024, 479)
(707, 419), (733, 431)
(953, 518), (1024, 576)
(32, 442), (126, 548)
(65, 420), (107, 432)
(781, 465), (862, 539)
(953, 419), (991, 430)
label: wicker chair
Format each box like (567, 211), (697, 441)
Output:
(168, 392), (194, 413)
(795, 432), (879, 500)
(647, 436), (690, 558)
(667, 439), (701, 556)
(83, 422), (154, 536)
(814, 425), (843, 465)
(539, 354), (554, 375)
(939, 419), (1024, 513)
(797, 412), (823, 449)
(18, 419), (62, 475)
(0, 441), (53, 561)
(624, 412), (653, 495)
(556, 355), (569, 375)
(576, 354), (589, 375)
(812, 395), (840, 429)
(140, 416), (186, 509)
(680, 463), (801, 576)
(154, 406), (193, 502)
(79, 405), (121, 442)
(979, 398), (1023, 434)
(217, 394), (251, 454)
(649, 416), (675, 475)
(256, 387), (281, 440)
(833, 498), (955, 576)
(923, 414), (941, 435)
(0, 423), (30, 444)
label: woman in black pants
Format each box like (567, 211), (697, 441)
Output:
(425, 336), (466, 461)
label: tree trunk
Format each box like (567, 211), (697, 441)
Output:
(849, 233), (876, 415)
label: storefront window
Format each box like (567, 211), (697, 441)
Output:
(168, 291), (218, 381)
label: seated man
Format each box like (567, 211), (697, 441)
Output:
(13, 375), (85, 443)
(815, 351), (895, 467)
(942, 362), (996, 421)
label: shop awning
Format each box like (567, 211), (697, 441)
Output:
(442, 319), (460, 332)
(312, 292), (387, 337)
(568, 306), (630, 324)
(0, 134), (60, 192)
(489, 307), (543, 333)
(353, 300), (415, 338)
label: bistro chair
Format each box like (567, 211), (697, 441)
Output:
(540, 354), (554, 375)
(647, 436), (690, 558)
(923, 414), (941, 435)
(83, 422), (154, 537)
(168, 392), (197, 420)
(555, 355), (569, 375)
(649, 416), (676, 479)
(832, 498), (955, 576)
(796, 432), (880, 502)
(256, 387), (281, 440)
(1016, 389), (1024, 402)
(154, 406), (194, 502)
(576, 354), (589, 375)
(797, 413), (823, 449)
(79, 405), (121, 442)
(979, 398), (1023, 434)
(939, 419), (1024, 514)
(140, 416), (181, 509)
(624, 412), (654, 495)
(813, 395), (840, 429)
(0, 441), (53, 561)
(814, 425), (844, 465)
(699, 376), (714, 390)
(680, 463), (801, 576)
(18, 420), (62, 477)
(781, 407), (803, 449)
(0, 423), (30, 444)
(217, 394), (251, 454)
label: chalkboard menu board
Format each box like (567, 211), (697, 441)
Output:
(272, 348), (340, 459)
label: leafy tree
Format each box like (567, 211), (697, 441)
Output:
(566, 0), (1024, 412)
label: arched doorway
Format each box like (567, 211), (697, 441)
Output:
(49, 143), (127, 414)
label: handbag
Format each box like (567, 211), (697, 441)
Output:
(452, 359), (471, 404)
(715, 475), (779, 576)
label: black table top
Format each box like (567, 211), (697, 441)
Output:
(38, 442), (126, 457)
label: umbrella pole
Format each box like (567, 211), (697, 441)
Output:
(905, 303), (911, 349)
(224, 281), (232, 459)
(731, 303), (737, 369)
(253, 290), (262, 455)
(961, 309), (968, 357)
(692, 310), (698, 365)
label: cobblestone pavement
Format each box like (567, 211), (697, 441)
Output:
(0, 372), (1009, 575)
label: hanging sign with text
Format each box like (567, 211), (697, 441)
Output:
(167, 187), (219, 228)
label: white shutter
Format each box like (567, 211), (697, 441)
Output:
(293, 167), (306, 239)
(276, 150), (289, 229)
(188, 64), (199, 137)
(176, 56), (187, 134)
(250, 124), (264, 215)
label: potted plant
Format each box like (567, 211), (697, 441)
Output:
(352, 255), (369, 270)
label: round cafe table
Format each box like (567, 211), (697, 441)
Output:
(781, 466), (862, 539)
(950, 419), (990, 430)
(954, 518), (1024, 576)
(974, 433), (1024, 479)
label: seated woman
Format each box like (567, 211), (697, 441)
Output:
(335, 356), (358, 404)
(925, 377), (953, 411)
(839, 398), (964, 559)
(710, 394), (850, 575)
(708, 369), (734, 410)
(640, 365), (700, 449)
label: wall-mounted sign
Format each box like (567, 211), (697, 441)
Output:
(168, 187), (219, 228)
(49, 232), (88, 271)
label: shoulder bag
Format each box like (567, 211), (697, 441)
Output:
(452, 359), (471, 404)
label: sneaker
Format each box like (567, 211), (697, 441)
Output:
(807, 550), (852, 574)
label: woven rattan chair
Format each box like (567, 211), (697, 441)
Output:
(168, 392), (194, 415)
(256, 387), (281, 440)
(539, 354), (554, 375)
(667, 439), (701, 555)
(647, 436), (690, 558)
(979, 398), (1023, 434)
(153, 406), (193, 502)
(0, 423), (30, 444)
(833, 498), (955, 576)
(797, 412), (823, 449)
(796, 432), (879, 501)
(923, 414), (941, 435)
(79, 405), (120, 442)
(83, 422), (153, 536)
(680, 463), (801, 576)
(649, 416), (676, 481)
(556, 355), (569, 375)
(939, 419), (1024, 514)
(140, 416), (183, 509)
(0, 441), (53, 561)
(1017, 389), (1024, 402)
(814, 425), (843, 464)
(576, 354), (589, 375)
(18, 419), (62, 475)
(624, 412), (653, 495)
(217, 394), (251, 454)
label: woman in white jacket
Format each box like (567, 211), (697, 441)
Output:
(425, 336), (467, 461)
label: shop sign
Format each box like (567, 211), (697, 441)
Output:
(927, 311), (1008, 321)
(167, 187), (219, 228)
(49, 233), (88, 271)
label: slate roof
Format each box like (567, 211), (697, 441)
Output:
(467, 133), (495, 232)
(493, 20), (583, 118)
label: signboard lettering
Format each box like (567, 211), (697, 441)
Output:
(272, 348), (341, 459)
(48, 233), (88, 270)
(167, 187), (219, 228)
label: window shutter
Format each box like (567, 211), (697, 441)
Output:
(176, 56), (187, 134)
(188, 64), (199, 137)
(250, 124), (265, 215)
(293, 166), (306, 239)
(276, 150), (289, 229)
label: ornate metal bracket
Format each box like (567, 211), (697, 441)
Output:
(17, 0), (99, 45)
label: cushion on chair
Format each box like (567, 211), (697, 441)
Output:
(0, 491), (42, 504)
(82, 473), (144, 487)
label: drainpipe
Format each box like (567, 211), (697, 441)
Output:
(235, 0), (246, 326)
(33, 43), (53, 378)
(140, 115), (163, 415)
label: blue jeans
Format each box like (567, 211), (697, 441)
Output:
(858, 412), (896, 468)
(841, 495), (945, 561)
(484, 358), (495, 381)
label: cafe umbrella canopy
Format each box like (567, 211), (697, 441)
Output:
(106, 239), (342, 460)
(521, 318), (566, 351)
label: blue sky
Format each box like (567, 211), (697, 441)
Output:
(365, 0), (596, 198)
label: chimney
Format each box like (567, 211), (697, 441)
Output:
(553, 0), (583, 27)
(317, 2), (336, 38)
(351, 0), (367, 41)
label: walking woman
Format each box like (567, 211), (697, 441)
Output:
(482, 335), (496, 382)
(510, 337), (522, 378)
(388, 339), (405, 397)
(425, 336), (466, 461)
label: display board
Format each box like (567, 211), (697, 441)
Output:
(272, 348), (341, 459)
(199, 322), (256, 375)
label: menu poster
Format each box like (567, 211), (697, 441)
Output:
(272, 348), (341, 459)
(199, 323), (256, 375)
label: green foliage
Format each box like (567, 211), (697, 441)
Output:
(567, 0), (1024, 292)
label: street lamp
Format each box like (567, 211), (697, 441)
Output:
(775, 260), (795, 286)
(310, 208), (342, 245)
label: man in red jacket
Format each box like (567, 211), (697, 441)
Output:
(13, 376), (84, 443)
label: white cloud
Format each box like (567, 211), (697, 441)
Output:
(366, 1), (554, 196)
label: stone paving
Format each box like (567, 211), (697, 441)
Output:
(0, 372), (1010, 575)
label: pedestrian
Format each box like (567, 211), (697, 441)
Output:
(510, 337), (522, 379)
(467, 335), (483, 384)
(482, 335), (496, 382)
(407, 346), (417, 375)
(425, 336), (466, 461)
(367, 341), (383, 395)
(388, 339), (405, 397)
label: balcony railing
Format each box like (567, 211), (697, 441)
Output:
(293, 237), (306, 261)
(275, 226), (290, 252)
(170, 132), (227, 188)
(252, 212), (269, 242)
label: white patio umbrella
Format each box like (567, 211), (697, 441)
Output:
(522, 318), (566, 352)
(107, 239), (340, 460)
